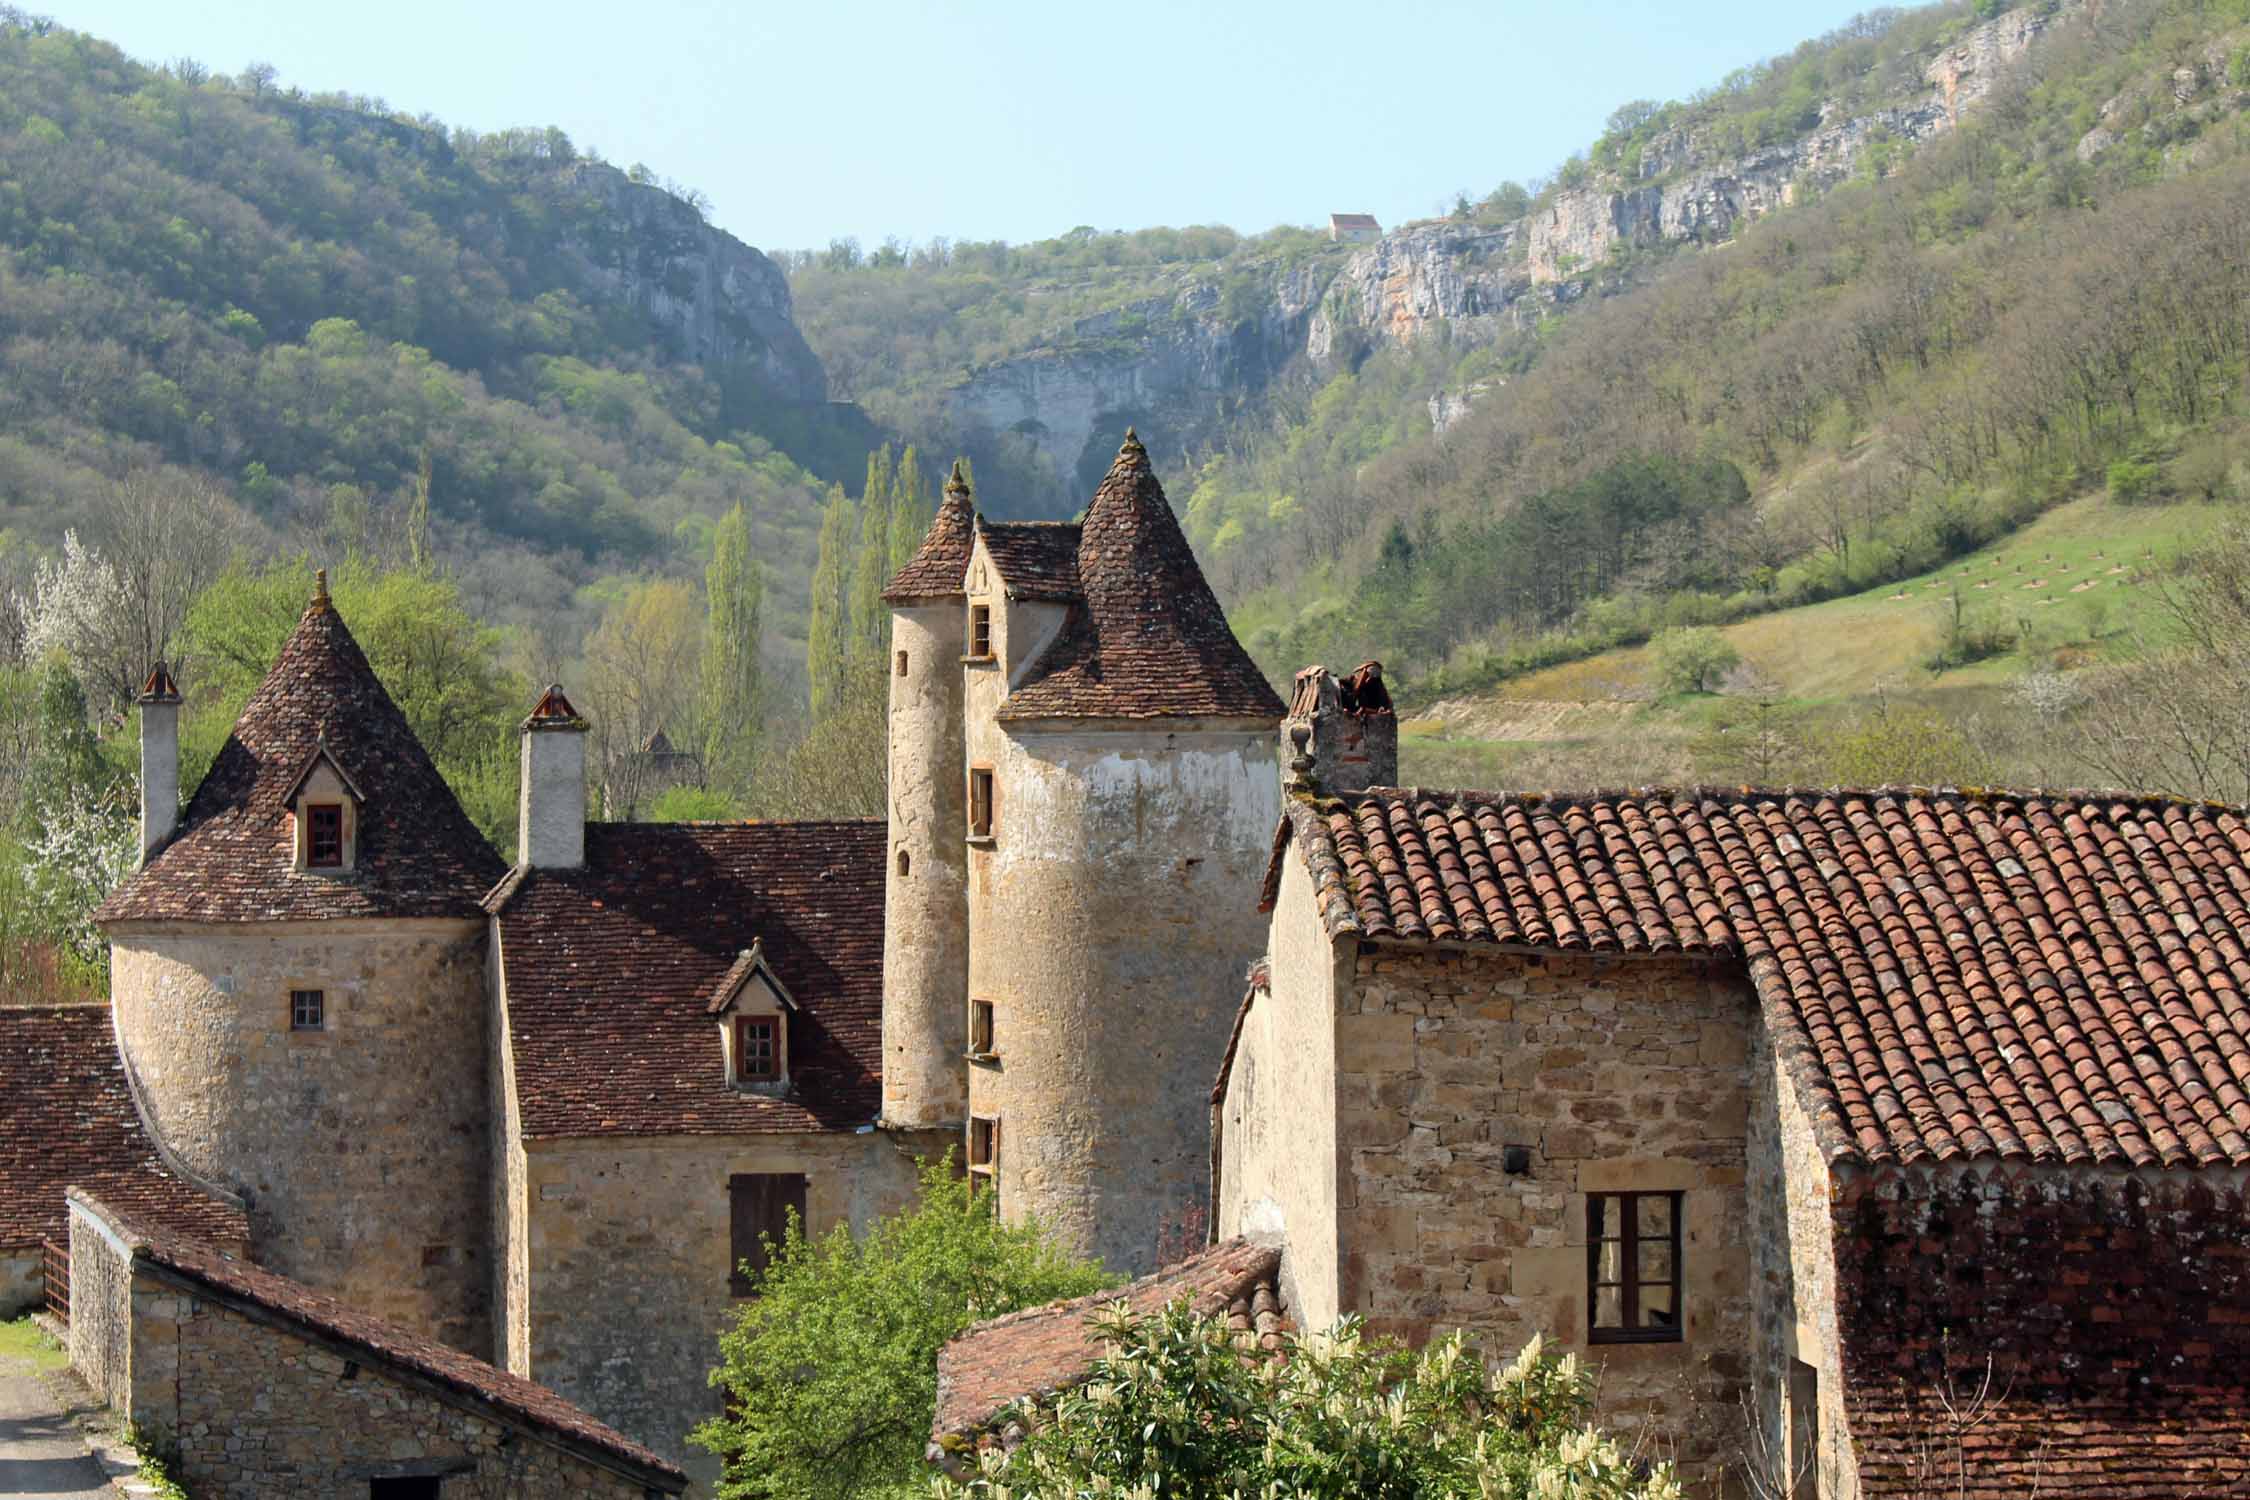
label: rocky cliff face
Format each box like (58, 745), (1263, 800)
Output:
(550, 163), (828, 403)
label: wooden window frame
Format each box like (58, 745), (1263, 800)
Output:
(968, 1115), (998, 1175)
(306, 803), (345, 868)
(1586, 1190), (1683, 1345)
(969, 604), (993, 659)
(969, 999), (995, 1058)
(289, 988), (325, 1032)
(968, 767), (994, 839)
(734, 1015), (781, 1084)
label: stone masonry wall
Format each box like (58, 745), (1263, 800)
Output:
(1336, 946), (1756, 1475)
(519, 1130), (923, 1482)
(67, 1203), (134, 1411)
(1746, 1012), (1858, 1500)
(109, 919), (493, 1354)
(130, 1275), (653, 1498)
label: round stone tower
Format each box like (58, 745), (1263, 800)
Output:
(960, 434), (1285, 1275)
(879, 464), (977, 1133)
(95, 574), (507, 1355)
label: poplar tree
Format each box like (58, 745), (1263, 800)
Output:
(701, 503), (764, 777)
(806, 483), (852, 719)
(848, 446), (895, 663)
(889, 445), (931, 575)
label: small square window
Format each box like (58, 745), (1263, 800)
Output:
(736, 1016), (779, 1083)
(290, 989), (325, 1032)
(969, 999), (995, 1057)
(968, 769), (994, 839)
(1587, 1190), (1683, 1344)
(306, 804), (344, 867)
(969, 604), (992, 658)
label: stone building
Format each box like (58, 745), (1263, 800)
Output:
(67, 1191), (684, 1497)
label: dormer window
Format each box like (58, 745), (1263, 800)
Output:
(710, 939), (797, 1094)
(306, 805), (344, 867)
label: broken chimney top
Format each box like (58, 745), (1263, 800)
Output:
(1282, 661), (1397, 794)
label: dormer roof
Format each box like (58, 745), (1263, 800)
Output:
(882, 461), (978, 602)
(706, 938), (798, 1016)
(998, 433), (1286, 723)
(280, 737), (366, 807)
(975, 518), (1082, 602)
(96, 588), (505, 925)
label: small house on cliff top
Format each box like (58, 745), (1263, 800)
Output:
(937, 666), (2250, 1498)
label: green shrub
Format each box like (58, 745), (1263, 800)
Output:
(1651, 627), (1742, 695)
(2107, 458), (2163, 504)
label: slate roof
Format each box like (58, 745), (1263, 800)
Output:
(0, 1005), (249, 1251)
(1264, 785), (2250, 1171)
(486, 820), (885, 1139)
(997, 433), (1286, 723)
(1850, 1388), (2250, 1497)
(932, 1239), (1285, 1445)
(97, 591), (505, 925)
(883, 463), (979, 601)
(71, 1192), (685, 1491)
(977, 519), (1082, 601)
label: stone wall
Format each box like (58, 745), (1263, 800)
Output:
(1746, 1012), (1858, 1500)
(109, 918), (493, 1354)
(1331, 944), (1756, 1474)
(0, 1250), (39, 1317)
(518, 1130), (922, 1481)
(67, 1202), (135, 1411)
(959, 559), (1278, 1276)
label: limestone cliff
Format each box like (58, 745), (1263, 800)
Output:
(548, 163), (827, 403)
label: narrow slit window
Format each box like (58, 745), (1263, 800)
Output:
(896, 848), (911, 877)
(1587, 1190), (1683, 1344)
(969, 604), (992, 658)
(968, 768), (994, 839)
(290, 988), (325, 1032)
(896, 649), (909, 676)
(970, 999), (995, 1056)
(306, 803), (344, 867)
(735, 1016), (779, 1083)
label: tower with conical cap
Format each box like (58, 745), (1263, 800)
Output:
(883, 433), (1285, 1273)
(96, 574), (507, 1353)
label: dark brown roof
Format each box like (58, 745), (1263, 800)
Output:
(1266, 785), (2250, 1171)
(1853, 1389), (2250, 1496)
(71, 1192), (684, 1490)
(488, 820), (885, 1139)
(977, 519), (1082, 601)
(932, 1239), (1284, 1443)
(883, 463), (979, 601)
(0, 1005), (247, 1250)
(998, 433), (1285, 723)
(97, 595), (505, 925)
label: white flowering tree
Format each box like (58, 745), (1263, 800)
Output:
(936, 1305), (1678, 1500)
(24, 776), (137, 969)
(14, 528), (134, 706)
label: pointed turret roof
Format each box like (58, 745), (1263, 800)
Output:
(881, 460), (978, 602)
(97, 585), (505, 924)
(998, 432), (1286, 722)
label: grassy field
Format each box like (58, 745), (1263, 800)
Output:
(1401, 494), (2229, 788)
(0, 1315), (68, 1371)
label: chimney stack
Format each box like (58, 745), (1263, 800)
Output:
(519, 684), (589, 869)
(1282, 662), (1396, 794)
(136, 661), (183, 863)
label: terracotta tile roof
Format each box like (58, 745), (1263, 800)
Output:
(1266, 785), (2250, 1171)
(1848, 1388), (2250, 1496)
(97, 593), (505, 925)
(70, 1192), (685, 1491)
(0, 1005), (247, 1250)
(932, 1239), (1285, 1444)
(997, 433), (1286, 723)
(883, 463), (979, 601)
(977, 518), (1082, 601)
(488, 820), (885, 1138)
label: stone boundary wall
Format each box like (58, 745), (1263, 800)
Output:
(66, 1199), (137, 1411)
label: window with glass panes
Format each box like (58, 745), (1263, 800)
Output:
(1586, 1191), (1682, 1343)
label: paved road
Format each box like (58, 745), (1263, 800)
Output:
(0, 1365), (112, 1499)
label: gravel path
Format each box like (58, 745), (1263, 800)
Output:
(0, 1363), (115, 1499)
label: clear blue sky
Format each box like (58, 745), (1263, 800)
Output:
(50, 0), (1885, 254)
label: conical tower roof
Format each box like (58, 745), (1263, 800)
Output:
(999, 432), (1285, 722)
(881, 460), (978, 602)
(98, 583), (505, 924)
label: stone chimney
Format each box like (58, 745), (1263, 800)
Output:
(519, 684), (589, 870)
(1282, 662), (1397, 794)
(136, 661), (183, 863)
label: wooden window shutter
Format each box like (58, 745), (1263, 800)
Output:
(729, 1173), (808, 1295)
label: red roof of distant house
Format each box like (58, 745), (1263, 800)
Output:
(0, 1005), (247, 1251)
(71, 1192), (684, 1490)
(486, 820), (885, 1139)
(932, 1239), (1285, 1444)
(1266, 785), (2250, 1172)
(1330, 213), (1380, 230)
(997, 434), (1286, 723)
(97, 593), (505, 925)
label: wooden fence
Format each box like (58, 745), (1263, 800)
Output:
(40, 1236), (66, 1323)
